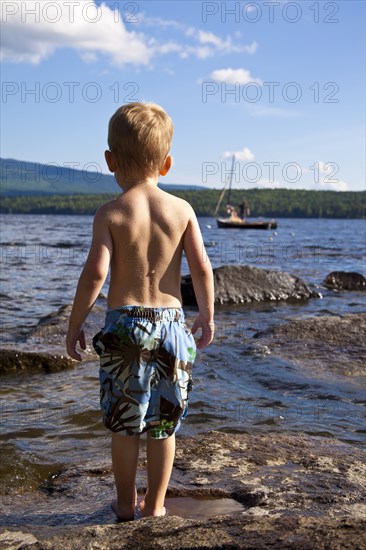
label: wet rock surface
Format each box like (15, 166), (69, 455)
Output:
(0, 303), (104, 374)
(24, 303), (104, 351)
(1, 431), (365, 548)
(323, 271), (366, 291)
(252, 313), (366, 375)
(0, 349), (74, 374)
(2, 516), (365, 550)
(182, 265), (318, 305)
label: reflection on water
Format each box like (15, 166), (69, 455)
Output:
(0, 495), (244, 540)
(157, 496), (244, 520)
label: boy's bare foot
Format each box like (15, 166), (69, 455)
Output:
(111, 499), (135, 522)
(135, 499), (167, 518)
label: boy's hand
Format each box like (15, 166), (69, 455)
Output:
(66, 327), (86, 361)
(191, 314), (214, 349)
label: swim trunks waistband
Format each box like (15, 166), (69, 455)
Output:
(106, 305), (183, 322)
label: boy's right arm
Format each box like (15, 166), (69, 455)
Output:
(183, 205), (215, 349)
(66, 206), (112, 360)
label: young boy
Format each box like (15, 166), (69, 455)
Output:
(66, 102), (215, 521)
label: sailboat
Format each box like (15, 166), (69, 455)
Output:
(214, 155), (278, 229)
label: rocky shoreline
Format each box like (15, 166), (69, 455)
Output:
(1, 267), (365, 548)
(1, 430), (365, 548)
(1, 309), (364, 377)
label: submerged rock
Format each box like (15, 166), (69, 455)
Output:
(182, 265), (318, 305)
(2, 431), (365, 549)
(0, 348), (74, 374)
(253, 313), (366, 375)
(323, 271), (366, 291)
(25, 303), (105, 351)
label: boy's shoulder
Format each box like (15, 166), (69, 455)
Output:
(92, 197), (130, 230)
(97, 189), (195, 218)
(94, 197), (121, 220)
(156, 187), (196, 216)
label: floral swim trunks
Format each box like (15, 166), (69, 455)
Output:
(93, 306), (196, 439)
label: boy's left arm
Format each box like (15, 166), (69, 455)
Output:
(66, 207), (112, 361)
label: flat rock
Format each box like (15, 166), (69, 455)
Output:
(253, 313), (366, 375)
(0, 302), (106, 372)
(2, 431), (365, 549)
(6, 516), (365, 550)
(0, 348), (74, 374)
(182, 265), (318, 305)
(323, 271), (366, 291)
(0, 530), (38, 549)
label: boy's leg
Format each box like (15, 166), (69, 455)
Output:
(111, 432), (140, 520)
(140, 432), (175, 517)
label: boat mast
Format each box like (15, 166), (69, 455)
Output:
(214, 154), (236, 217)
(227, 154), (235, 205)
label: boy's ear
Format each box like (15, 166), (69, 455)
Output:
(159, 155), (172, 176)
(105, 150), (117, 173)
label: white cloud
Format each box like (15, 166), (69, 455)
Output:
(183, 45), (213, 60)
(223, 148), (255, 161)
(210, 68), (262, 85)
(155, 30), (257, 60)
(217, 159), (348, 191)
(278, 161), (349, 191)
(1, 1), (152, 66)
(241, 42), (258, 55)
(1, 4), (259, 67)
(316, 161), (348, 191)
(142, 16), (258, 57)
(153, 26), (257, 60)
(196, 30), (257, 55)
(79, 52), (98, 64)
(153, 41), (183, 56)
(139, 14), (188, 32)
(325, 179), (348, 191)
(198, 31), (226, 47)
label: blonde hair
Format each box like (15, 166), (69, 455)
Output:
(108, 102), (173, 180)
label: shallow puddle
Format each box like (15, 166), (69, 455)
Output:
(163, 496), (244, 519)
(0, 496), (245, 541)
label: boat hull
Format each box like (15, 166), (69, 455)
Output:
(216, 218), (277, 229)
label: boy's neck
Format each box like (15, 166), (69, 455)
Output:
(117, 175), (159, 192)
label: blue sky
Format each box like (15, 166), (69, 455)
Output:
(1, 0), (365, 191)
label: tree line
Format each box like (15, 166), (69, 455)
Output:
(0, 189), (364, 218)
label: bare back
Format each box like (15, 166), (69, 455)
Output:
(105, 185), (191, 308)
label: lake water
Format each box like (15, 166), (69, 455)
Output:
(0, 214), (365, 526)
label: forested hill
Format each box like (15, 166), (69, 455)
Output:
(1, 189), (364, 219)
(0, 158), (364, 218)
(0, 158), (204, 195)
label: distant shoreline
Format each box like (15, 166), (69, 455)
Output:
(0, 189), (365, 219)
(0, 212), (365, 220)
